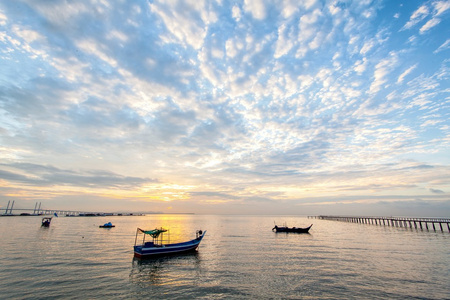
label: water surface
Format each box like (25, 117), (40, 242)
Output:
(0, 215), (448, 299)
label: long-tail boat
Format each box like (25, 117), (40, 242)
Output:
(133, 227), (206, 258)
(272, 224), (312, 233)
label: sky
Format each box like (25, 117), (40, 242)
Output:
(0, 0), (449, 216)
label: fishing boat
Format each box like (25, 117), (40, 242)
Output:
(99, 222), (115, 228)
(272, 223), (312, 233)
(134, 227), (206, 258)
(41, 217), (52, 227)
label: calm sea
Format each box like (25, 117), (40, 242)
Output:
(0, 214), (448, 299)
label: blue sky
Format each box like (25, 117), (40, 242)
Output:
(0, 0), (449, 216)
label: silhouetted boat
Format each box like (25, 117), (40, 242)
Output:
(272, 224), (312, 233)
(41, 217), (52, 227)
(134, 227), (206, 258)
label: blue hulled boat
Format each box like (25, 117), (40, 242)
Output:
(99, 222), (115, 228)
(133, 227), (206, 258)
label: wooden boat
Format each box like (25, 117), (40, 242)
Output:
(41, 217), (52, 227)
(99, 222), (115, 228)
(272, 224), (312, 233)
(134, 227), (206, 258)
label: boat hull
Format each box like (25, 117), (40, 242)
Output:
(273, 224), (312, 233)
(134, 231), (206, 258)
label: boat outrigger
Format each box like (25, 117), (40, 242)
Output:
(41, 217), (52, 227)
(133, 227), (206, 258)
(272, 223), (312, 233)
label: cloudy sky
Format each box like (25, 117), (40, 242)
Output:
(0, 0), (449, 216)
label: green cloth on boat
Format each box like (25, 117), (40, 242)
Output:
(139, 228), (167, 238)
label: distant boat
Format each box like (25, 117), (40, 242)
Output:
(99, 222), (115, 228)
(133, 227), (206, 258)
(41, 217), (52, 227)
(272, 224), (312, 233)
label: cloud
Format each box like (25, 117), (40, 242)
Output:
(0, 0), (449, 215)
(434, 39), (450, 53)
(369, 52), (399, 94)
(419, 18), (441, 34)
(397, 64), (418, 83)
(243, 0), (266, 20)
(0, 163), (156, 188)
(401, 1), (449, 34)
(434, 0), (450, 16)
(429, 188), (445, 194)
(402, 5), (429, 30)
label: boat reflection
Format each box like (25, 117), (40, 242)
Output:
(130, 252), (201, 286)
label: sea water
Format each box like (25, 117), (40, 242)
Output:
(0, 214), (448, 299)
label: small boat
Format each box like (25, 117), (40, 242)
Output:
(99, 222), (115, 228)
(272, 223), (312, 233)
(41, 217), (52, 227)
(134, 227), (206, 258)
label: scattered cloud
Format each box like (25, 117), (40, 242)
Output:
(0, 0), (448, 215)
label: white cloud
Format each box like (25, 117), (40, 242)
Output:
(243, 0), (266, 20)
(297, 9), (323, 52)
(434, 1), (450, 16)
(76, 38), (118, 68)
(369, 52), (399, 94)
(360, 39), (375, 55)
(0, 11), (7, 26)
(419, 18), (441, 34)
(402, 5), (429, 30)
(106, 30), (128, 42)
(353, 58), (368, 74)
(232, 5), (241, 21)
(397, 64), (417, 83)
(434, 39), (450, 53)
(279, 0), (299, 19)
(274, 24), (295, 58)
(225, 38), (242, 58)
(149, 0), (208, 50)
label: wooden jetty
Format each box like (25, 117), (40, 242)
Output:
(309, 215), (450, 233)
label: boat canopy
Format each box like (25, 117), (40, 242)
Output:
(138, 228), (167, 238)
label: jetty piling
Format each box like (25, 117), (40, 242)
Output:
(308, 216), (450, 233)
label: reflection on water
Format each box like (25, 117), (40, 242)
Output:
(130, 252), (201, 285)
